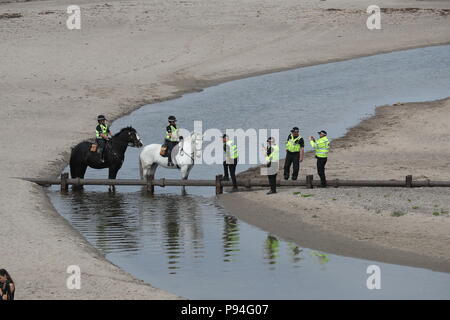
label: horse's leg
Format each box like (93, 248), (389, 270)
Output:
(70, 153), (88, 191)
(180, 165), (191, 196)
(79, 164), (88, 188)
(147, 163), (158, 194)
(139, 157), (147, 180)
(71, 164), (87, 191)
(108, 165), (121, 194)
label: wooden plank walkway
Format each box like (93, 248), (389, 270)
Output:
(18, 173), (450, 194)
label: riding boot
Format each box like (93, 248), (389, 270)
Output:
(96, 139), (106, 163)
(168, 152), (174, 166)
(98, 146), (105, 163)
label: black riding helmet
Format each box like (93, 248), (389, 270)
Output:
(168, 115), (177, 122)
(97, 115), (106, 121)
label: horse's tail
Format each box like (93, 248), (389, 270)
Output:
(69, 143), (89, 182)
(69, 148), (77, 178)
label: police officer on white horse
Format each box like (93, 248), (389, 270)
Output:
(165, 115), (181, 166)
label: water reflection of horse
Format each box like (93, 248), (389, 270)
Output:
(67, 191), (142, 253)
(69, 127), (143, 192)
(139, 132), (203, 194)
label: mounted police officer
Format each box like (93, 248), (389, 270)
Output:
(310, 130), (330, 187)
(165, 115), (180, 166)
(222, 134), (239, 191)
(96, 115), (112, 162)
(284, 127), (304, 180)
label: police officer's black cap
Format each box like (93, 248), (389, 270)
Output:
(318, 130), (327, 135)
(267, 137), (275, 142)
(291, 127), (299, 132)
(222, 134), (228, 139)
(97, 115), (106, 121)
(168, 115), (177, 121)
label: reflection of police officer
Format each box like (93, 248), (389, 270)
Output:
(264, 137), (279, 195)
(264, 235), (280, 264)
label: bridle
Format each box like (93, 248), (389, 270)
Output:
(179, 134), (202, 164)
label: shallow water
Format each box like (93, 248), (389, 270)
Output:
(49, 45), (450, 299)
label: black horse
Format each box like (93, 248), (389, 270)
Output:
(70, 126), (143, 191)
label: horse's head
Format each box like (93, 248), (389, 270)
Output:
(122, 126), (143, 148)
(190, 132), (203, 158)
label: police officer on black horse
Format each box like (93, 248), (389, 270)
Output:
(69, 116), (143, 192)
(96, 114), (113, 163)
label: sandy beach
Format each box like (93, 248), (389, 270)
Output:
(1, 0), (450, 299)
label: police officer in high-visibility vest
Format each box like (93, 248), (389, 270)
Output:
(222, 134), (239, 191)
(165, 115), (180, 166)
(96, 115), (113, 162)
(310, 130), (330, 187)
(265, 136), (279, 194)
(284, 127), (304, 180)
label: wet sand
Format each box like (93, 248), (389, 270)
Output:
(1, 0), (450, 298)
(228, 98), (450, 272)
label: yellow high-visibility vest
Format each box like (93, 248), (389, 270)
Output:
(225, 140), (239, 159)
(96, 124), (109, 139)
(266, 145), (279, 162)
(165, 125), (178, 142)
(310, 136), (330, 158)
(286, 135), (302, 153)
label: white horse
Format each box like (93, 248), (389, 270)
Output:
(139, 132), (203, 194)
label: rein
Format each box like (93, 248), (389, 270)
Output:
(106, 140), (124, 162)
(108, 131), (136, 162)
(179, 137), (200, 164)
(179, 141), (195, 163)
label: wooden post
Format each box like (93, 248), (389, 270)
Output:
(215, 175), (223, 194)
(335, 178), (339, 188)
(146, 175), (154, 195)
(60, 173), (69, 192)
(245, 178), (251, 189)
(405, 175), (413, 188)
(306, 174), (313, 189)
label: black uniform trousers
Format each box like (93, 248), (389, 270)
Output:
(165, 140), (178, 163)
(316, 156), (328, 187)
(268, 174), (277, 192)
(96, 138), (107, 159)
(223, 158), (238, 188)
(284, 151), (300, 180)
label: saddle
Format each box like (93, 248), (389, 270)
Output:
(160, 145), (168, 157)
